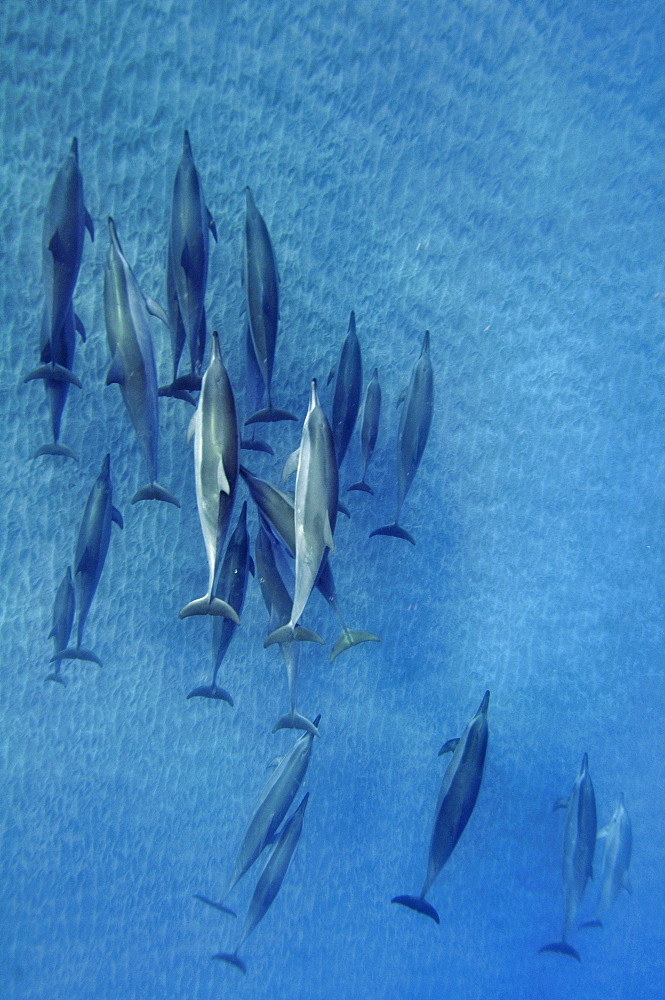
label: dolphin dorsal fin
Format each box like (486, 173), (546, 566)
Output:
(181, 240), (194, 277)
(85, 208), (95, 241)
(323, 511), (335, 555)
(187, 409), (199, 445)
(112, 507), (124, 529)
(207, 208), (217, 243)
(145, 296), (169, 328)
(282, 447), (300, 484)
(106, 353), (125, 387)
(217, 458), (230, 495)
(48, 229), (66, 263)
(439, 737), (459, 756)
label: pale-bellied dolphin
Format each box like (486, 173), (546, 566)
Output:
(240, 464), (378, 660)
(44, 566), (75, 685)
(168, 130), (216, 383)
(581, 794), (632, 930)
(213, 791), (310, 974)
(187, 501), (254, 702)
(179, 332), (240, 622)
(40, 137), (94, 384)
(393, 690), (490, 924)
(104, 218), (179, 507)
(539, 753), (597, 962)
(243, 187), (296, 425)
(348, 367), (381, 493)
(330, 310), (362, 469)
(51, 454), (123, 667)
(371, 331), (433, 545)
(255, 520), (319, 735)
(24, 303), (82, 460)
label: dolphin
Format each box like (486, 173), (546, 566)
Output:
(263, 380), (338, 646)
(371, 331), (433, 545)
(213, 791), (310, 974)
(44, 565), (75, 686)
(393, 690), (490, 924)
(330, 310), (363, 470)
(240, 464), (378, 659)
(255, 520), (320, 735)
(187, 501), (254, 702)
(179, 332), (240, 622)
(581, 794), (632, 930)
(348, 367), (381, 493)
(168, 130), (216, 381)
(40, 137), (94, 384)
(243, 187), (296, 425)
(157, 250), (196, 404)
(539, 753), (597, 962)
(51, 454), (123, 667)
(104, 217), (179, 507)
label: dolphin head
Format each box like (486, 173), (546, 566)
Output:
(183, 129), (192, 156)
(421, 330), (431, 356)
(580, 752), (589, 774)
(107, 217), (123, 256)
(477, 690), (490, 715)
(101, 453), (111, 477)
(211, 330), (221, 361)
(308, 378), (319, 411)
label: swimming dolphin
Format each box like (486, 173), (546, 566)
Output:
(213, 791), (310, 974)
(24, 302), (82, 460)
(104, 218), (179, 507)
(348, 367), (381, 493)
(371, 331), (433, 545)
(179, 332), (240, 622)
(330, 310), (363, 470)
(581, 794), (632, 930)
(44, 565), (75, 686)
(40, 137), (94, 384)
(243, 187), (296, 425)
(168, 130), (216, 382)
(187, 501), (254, 702)
(539, 753), (597, 962)
(51, 454), (123, 667)
(393, 690), (490, 924)
(157, 250), (196, 404)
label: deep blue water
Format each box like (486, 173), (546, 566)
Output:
(2, 2), (664, 998)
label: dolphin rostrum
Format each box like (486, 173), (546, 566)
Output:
(330, 310), (363, 470)
(581, 794), (632, 930)
(393, 690), (490, 924)
(44, 566), (75, 686)
(348, 367), (381, 494)
(371, 331), (433, 545)
(104, 217), (179, 506)
(179, 332), (240, 622)
(51, 454), (123, 668)
(539, 753), (597, 962)
(213, 791), (310, 974)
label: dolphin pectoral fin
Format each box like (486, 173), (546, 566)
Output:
(391, 896), (440, 924)
(553, 797), (569, 812)
(193, 894), (236, 917)
(75, 314), (86, 342)
(105, 353), (125, 387)
(212, 952), (246, 974)
(50, 647), (103, 667)
(264, 624), (294, 647)
(439, 738), (460, 756)
(324, 512), (335, 555)
(179, 597), (241, 624)
(23, 363), (82, 387)
(347, 480), (373, 494)
(207, 208), (217, 242)
(32, 443), (78, 461)
(538, 942), (581, 962)
(186, 683), (234, 705)
(85, 208), (95, 241)
(329, 629), (380, 663)
(158, 383), (197, 406)
(187, 410), (199, 444)
(131, 483), (180, 507)
(245, 406), (298, 426)
(75, 545), (95, 575)
(112, 507), (124, 529)
(180, 240), (194, 277)
(281, 447), (300, 483)
(248, 556), (255, 577)
(337, 501), (350, 519)
(145, 296), (170, 328)
(369, 523), (416, 545)
(623, 874), (633, 894)
(580, 920), (603, 930)
(272, 712), (320, 737)
(45, 672), (67, 686)
(48, 229), (67, 262)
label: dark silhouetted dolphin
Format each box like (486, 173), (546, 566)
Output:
(330, 310), (362, 470)
(44, 566), (75, 685)
(348, 367), (381, 494)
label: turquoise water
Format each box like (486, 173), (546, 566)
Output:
(1, 2), (663, 997)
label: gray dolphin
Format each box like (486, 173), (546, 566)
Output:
(581, 794), (632, 929)
(264, 380), (337, 646)
(51, 454), (123, 667)
(330, 310), (363, 469)
(348, 367), (381, 494)
(168, 130), (216, 382)
(371, 331), (433, 545)
(393, 690), (490, 924)
(40, 137), (94, 385)
(243, 187), (296, 425)
(187, 501), (254, 703)
(179, 332), (240, 622)
(104, 218), (179, 507)
(44, 566), (75, 686)
(540, 753), (597, 962)
(213, 791), (310, 974)
(157, 250), (196, 404)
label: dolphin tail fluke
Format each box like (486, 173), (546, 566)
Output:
(240, 436), (274, 456)
(131, 482), (180, 507)
(264, 624), (294, 647)
(44, 671), (67, 686)
(192, 894), (236, 917)
(32, 442), (78, 461)
(50, 646), (103, 667)
(272, 711), (320, 737)
(538, 942), (581, 962)
(391, 895), (440, 924)
(293, 625), (326, 644)
(347, 480), (373, 494)
(330, 629), (380, 663)
(212, 951), (246, 974)
(186, 683), (234, 705)
(179, 598), (241, 624)
(580, 919), (603, 930)
(244, 406), (298, 425)
(22, 363), (82, 388)
(369, 523), (416, 546)
(158, 383), (197, 406)
(171, 373), (202, 393)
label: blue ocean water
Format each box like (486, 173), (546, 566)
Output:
(1, 1), (664, 997)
